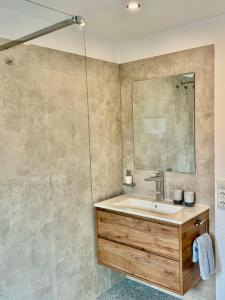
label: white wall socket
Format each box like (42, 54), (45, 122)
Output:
(217, 180), (225, 208)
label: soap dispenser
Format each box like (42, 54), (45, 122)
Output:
(125, 169), (133, 185)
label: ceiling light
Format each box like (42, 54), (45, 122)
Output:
(126, 1), (141, 10)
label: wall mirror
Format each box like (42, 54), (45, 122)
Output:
(133, 73), (195, 173)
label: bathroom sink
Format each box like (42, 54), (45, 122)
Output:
(94, 194), (209, 224)
(114, 198), (183, 215)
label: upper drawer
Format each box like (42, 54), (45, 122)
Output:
(97, 209), (180, 260)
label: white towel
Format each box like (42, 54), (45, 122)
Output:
(192, 233), (215, 280)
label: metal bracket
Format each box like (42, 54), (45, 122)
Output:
(0, 16), (84, 52)
(195, 219), (208, 233)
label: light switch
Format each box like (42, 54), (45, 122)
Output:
(217, 180), (225, 208)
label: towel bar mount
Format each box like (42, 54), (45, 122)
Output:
(195, 219), (208, 233)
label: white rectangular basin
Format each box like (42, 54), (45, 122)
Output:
(114, 198), (183, 215)
(94, 194), (210, 224)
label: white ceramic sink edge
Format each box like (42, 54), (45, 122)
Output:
(94, 194), (210, 225)
(114, 198), (183, 215)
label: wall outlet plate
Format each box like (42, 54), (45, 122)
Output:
(217, 180), (225, 208)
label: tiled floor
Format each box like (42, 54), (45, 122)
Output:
(97, 279), (179, 300)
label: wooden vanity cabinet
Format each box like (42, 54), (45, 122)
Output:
(96, 208), (209, 295)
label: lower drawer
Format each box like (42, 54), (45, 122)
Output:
(98, 238), (180, 292)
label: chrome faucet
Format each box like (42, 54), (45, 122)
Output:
(144, 171), (164, 201)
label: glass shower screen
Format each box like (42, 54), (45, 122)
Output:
(0, 1), (94, 299)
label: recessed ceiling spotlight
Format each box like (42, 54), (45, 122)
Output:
(126, 1), (141, 10)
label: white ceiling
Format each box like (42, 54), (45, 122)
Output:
(1, 0), (225, 42)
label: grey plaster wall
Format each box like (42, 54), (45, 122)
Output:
(0, 44), (122, 299)
(120, 45), (215, 300)
(0, 41), (215, 300)
(86, 57), (124, 297)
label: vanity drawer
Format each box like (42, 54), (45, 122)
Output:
(97, 210), (180, 260)
(98, 238), (180, 292)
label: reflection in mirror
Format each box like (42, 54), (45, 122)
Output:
(133, 73), (195, 173)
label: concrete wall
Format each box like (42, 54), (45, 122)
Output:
(87, 57), (124, 297)
(0, 43), (122, 299)
(120, 45), (215, 300)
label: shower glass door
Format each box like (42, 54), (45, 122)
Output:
(0, 1), (94, 299)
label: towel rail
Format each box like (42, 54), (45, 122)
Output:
(195, 219), (208, 233)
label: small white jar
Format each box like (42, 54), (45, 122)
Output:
(184, 191), (195, 207)
(125, 170), (133, 185)
(173, 189), (183, 205)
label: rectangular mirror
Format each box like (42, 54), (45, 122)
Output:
(133, 73), (195, 173)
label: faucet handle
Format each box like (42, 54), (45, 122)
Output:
(144, 171), (164, 182)
(153, 171), (163, 178)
